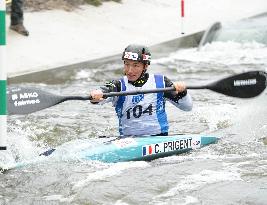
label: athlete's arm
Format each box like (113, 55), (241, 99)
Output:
(164, 76), (193, 111)
(90, 80), (121, 104)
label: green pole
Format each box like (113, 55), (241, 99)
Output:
(0, 0), (7, 151)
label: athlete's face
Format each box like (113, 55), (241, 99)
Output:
(124, 59), (147, 81)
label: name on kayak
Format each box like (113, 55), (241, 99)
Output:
(142, 138), (199, 156)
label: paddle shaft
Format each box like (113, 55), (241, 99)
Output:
(47, 86), (213, 100)
(102, 85), (209, 98)
(103, 87), (175, 98)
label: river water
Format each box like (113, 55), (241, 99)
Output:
(1, 18), (267, 205)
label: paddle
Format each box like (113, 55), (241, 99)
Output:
(7, 71), (266, 115)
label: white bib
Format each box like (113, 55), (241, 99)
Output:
(114, 74), (168, 136)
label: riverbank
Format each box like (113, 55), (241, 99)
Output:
(6, 0), (267, 78)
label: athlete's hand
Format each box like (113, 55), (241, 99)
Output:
(90, 90), (104, 103)
(173, 82), (186, 93)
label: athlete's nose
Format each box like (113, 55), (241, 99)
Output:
(126, 65), (135, 74)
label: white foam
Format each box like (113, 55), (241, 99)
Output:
(152, 194), (200, 205)
(42, 194), (74, 203)
(156, 169), (241, 199)
(193, 104), (236, 132)
(75, 70), (92, 80)
(114, 200), (131, 205)
(7, 126), (42, 161)
(0, 149), (16, 171)
(184, 196), (199, 204)
(73, 161), (150, 190)
(154, 41), (267, 67)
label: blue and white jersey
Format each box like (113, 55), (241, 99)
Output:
(114, 74), (168, 136)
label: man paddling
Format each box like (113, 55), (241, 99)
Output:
(90, 44), (192, 136)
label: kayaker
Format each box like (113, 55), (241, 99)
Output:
(90, 44), (192, 136)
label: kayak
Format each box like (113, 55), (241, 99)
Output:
(5, 134), (218, 171)
(79, 134), (218, 163)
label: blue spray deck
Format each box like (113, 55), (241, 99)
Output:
(80, 135), (218, 163)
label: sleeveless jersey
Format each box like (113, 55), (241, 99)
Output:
(114, 74), (168, 136)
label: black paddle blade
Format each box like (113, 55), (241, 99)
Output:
(208, 71), (266, 98)
(7, 87), (66, 115)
